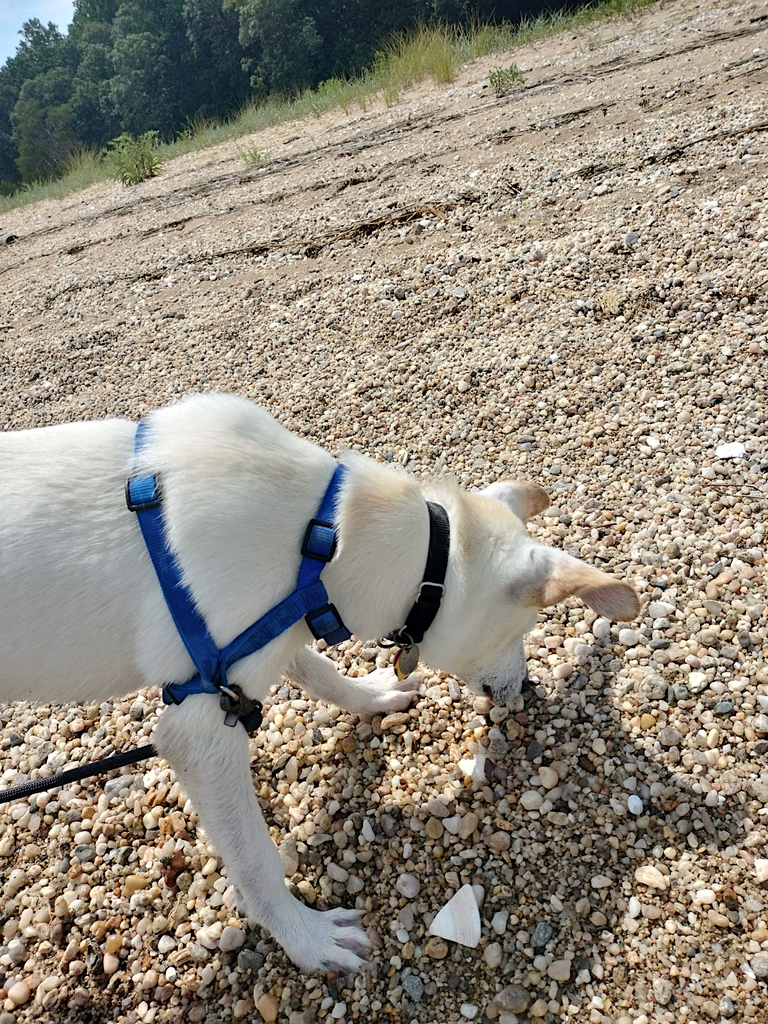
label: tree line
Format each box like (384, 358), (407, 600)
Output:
(0, 0), (576, 193)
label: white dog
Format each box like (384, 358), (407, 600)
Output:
(0, 393), (638, 972)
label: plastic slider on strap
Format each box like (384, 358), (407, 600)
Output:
(301, 519), (337, 562)
(305, 603), (350, 645)
(126, 474), (162, 512)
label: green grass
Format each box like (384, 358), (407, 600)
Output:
(0, 0), (659, 215)
(489, 63), (525, 97)
(237, 143), (268, 167)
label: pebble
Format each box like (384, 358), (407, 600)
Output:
(547, 959), (570, 982)
(7, 982), (30, 1007)
(491, 911), (509, 935)
(103, 953), (120, 974)
(256, 993), (279, 1022)
(403, 975), (424, 1002)
(538, 766), (559, 789)
(395, 874), (420, 898)
(424, 937), (448, 959)
(627, 795), (644, 815)
(750, 952), (768, 979)
(219, 926), (246, 952)
(484, 941), (503, 968)
(635, 866), (668, 890)
(520, 791), (543, 810)
(658, 727), (682, 747)
(653, 978), (672, 1005)
(532, 921), (554, 946)
(460, 1004), (478, 1019)
(492, 984), (530, 1014)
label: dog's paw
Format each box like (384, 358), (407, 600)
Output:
(283, 906), (371, 974)
(354, 665), (422, 720)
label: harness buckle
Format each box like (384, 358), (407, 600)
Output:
(126, 474), (162, 512)
(305, 603), (348, 642)
(417, 581), (444, 602)
(301, 519), (338, 562)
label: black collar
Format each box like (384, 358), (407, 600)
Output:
(387, 501), (450, 649)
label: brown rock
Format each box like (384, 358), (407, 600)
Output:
(424, 936), (449, 958)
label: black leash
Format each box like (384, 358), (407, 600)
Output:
(0, 744), (157, 805)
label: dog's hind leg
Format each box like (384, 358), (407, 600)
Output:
(287, 646), (420, 718)
(154, 695), (370, 973)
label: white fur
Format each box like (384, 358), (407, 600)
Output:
(0, 393), (638, 972)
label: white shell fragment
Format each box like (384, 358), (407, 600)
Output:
(755, 859), (768, 884)
(428, 884), (481, 947)
(715, 441), (745, 459)
(458, 753), (488, 785)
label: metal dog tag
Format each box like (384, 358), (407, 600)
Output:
(395, 645), (419, 680)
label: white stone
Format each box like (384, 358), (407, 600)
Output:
(627, 795), (643, 815)
(460, 1004), (478, 1019)
(715, 442), (745, 459)
(396, 874), (420, 899)
(520, 791), (543, 810)
(635, 865), (668, 890)
(591, 874), (612, 888)
(694, 889), (716, 904)
(219, 926), (246, 952)
(618, 628), (639, 646)
(648, 601), (675, 618)
(592, 618), (611, 640)
(491, 910), (509, 935)
(538, 766), (559, 789)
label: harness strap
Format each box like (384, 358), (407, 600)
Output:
(126, 419), (350, 728)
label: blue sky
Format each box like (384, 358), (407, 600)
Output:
(1, 1), (75, 67)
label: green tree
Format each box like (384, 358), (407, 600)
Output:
(225, 0), (322, 93)
(12, 98), (77, 181)
(109, 31), (179, 135)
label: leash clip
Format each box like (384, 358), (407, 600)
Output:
(219, 683), (263, 731)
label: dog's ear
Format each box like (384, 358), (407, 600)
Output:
(532, 548), (639, 620)
(481, 480), (549, 522)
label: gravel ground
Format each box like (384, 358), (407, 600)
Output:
(1, 0), (767, 1022)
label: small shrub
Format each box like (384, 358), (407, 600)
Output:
(489, 64), (524, 98)
(238, 144), (268, 166)
(106, 131), (162, 186)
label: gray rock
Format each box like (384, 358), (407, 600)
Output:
(403, 975), (424, 1002)
(751, 951), (768, 978)
(653, 978), (672, 1005)
(74, 845), (94, 862)
(713, 700), (734, 716)
(526, 740), (544, 760)
(531, 921), (554, 947)
(658, 727), (682, 747)
(625, 231), (639, 246)
(237, 948), (265, 973)
(492, 984), (530, 1014)
(719, 996), (736, 1018)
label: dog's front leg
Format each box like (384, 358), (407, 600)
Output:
(288, 646), (420, 718)
(154, 696), (370, 973)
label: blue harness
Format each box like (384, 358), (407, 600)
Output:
(125, 418), (351, 730)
